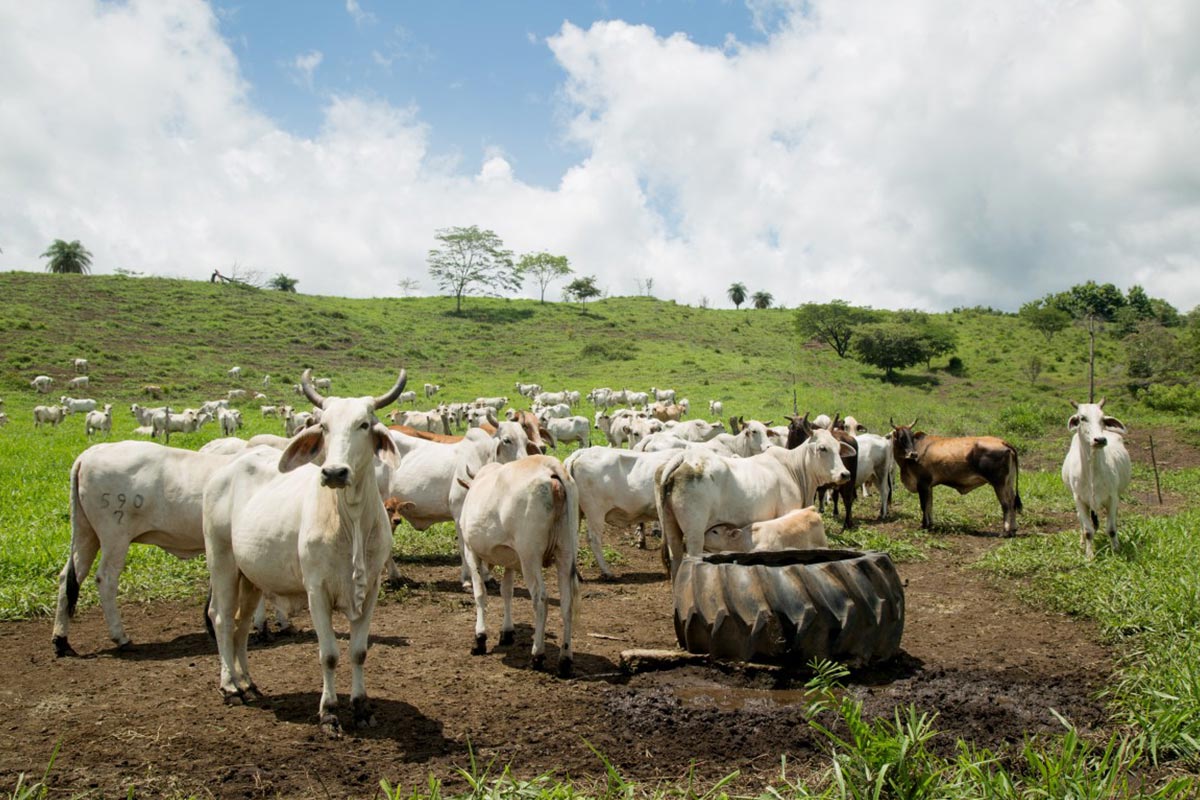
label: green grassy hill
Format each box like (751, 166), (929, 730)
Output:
(2, 270), (1174, 463)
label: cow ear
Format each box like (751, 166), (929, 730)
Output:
(838, 441), (857, 458)
(456, 478), (471, 490)
(1067, 415), (1081, 431)
(372, 422), (399, 468)
(1102, 416), (1126, 434)
(279, 427), (324, 472)
(524, 441), (543, 456)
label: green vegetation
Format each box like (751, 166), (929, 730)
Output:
(2, 271), (1199, 796)
(516, 252), (572, 303)
(727, 281), (747, 309)
(427, 225), (519, 313)
(40, 239), (92, 274)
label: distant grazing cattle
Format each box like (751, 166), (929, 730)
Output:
(890, 420), (1022, 534)
(34, 405), (67, 428)
(31, 375), (53, 393)
(73, 358), (89, 374)
(1062, 400), (1131, 558)
(68, 376), (89, 390)
(227, 366), (241, 381)
(424, 383), (441, 399)
(85, 404), (113, 437)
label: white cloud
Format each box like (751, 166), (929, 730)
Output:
(0, 0), (1197, 312)
(288, 49), (323, 89)
(345, 0), (375, 27)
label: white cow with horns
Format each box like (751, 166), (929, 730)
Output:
(1062, 399), (1131, 559)
(203, 369), (405, 735)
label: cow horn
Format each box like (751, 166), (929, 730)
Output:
(300, 369), (326, 409)
(909, 418), (918, 429)
(1068, 400), (1079, 410)
(373, 369), (408, 410)
(1097, 397), (1106, 409)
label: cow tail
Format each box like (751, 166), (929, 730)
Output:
(543, 466), (570, 569)
(656, 454), (686, 576)
(553, 465), (583, 631)
(65, 458), (84, 617)
(1010, 446), (1023, 513)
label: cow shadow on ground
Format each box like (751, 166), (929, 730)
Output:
(593, 570), (668, 586)
(489, 623), (624, 682)
(104, 628), (411, 661)
(443, 307), (535, 325)
(245, 691), (460, 755)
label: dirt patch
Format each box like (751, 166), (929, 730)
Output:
(0, 529), (1111, 798)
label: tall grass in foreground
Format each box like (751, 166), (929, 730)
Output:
(979, 469), (1200, 765)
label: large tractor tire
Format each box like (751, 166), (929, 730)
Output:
(673, 549), (904, 667)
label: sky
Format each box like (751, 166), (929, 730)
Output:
(1, 0), (1198, 311)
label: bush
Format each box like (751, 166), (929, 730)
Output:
(998, 401), (1060, 439)
(581, 341), (634, 361)
(947, 356), (965, 375)
(1143, 384), (1200, 414)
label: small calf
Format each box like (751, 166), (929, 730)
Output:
(703, 507), (827, 553)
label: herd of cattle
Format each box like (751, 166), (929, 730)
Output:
(23, 362), (1133, 735)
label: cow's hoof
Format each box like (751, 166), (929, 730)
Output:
(350, 697), (377, 729)
(221, 689), (245, 706)
(530, 653), (546, 671)
(114, 639), (135, 653)
(320, 712), (342, 738)
(243, 683), (263, 702)
(53, 636), (76, 658)
(484, 576), (499, 590)
(276, 623), (297, 638)
(557, 657), (574, 678)
(636, 540), (647, 550)
(250, 628), (272, 646)
(598, 572), (617, 583)
(460, 580), (473, 593)
(498, 629), (515, 646)
(471, 634), (487, 656)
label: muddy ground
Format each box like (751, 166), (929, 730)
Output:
(0, 510), (1114, 800)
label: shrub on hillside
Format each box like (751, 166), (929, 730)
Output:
(998, 402), (1060, 439)
(1142, 384), (1200, 415)
(581, 341), (634, 361)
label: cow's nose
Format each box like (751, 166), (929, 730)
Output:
(320, 465), (350, 487)
(837, 470), (850, 482)
(1093, 437), (1107, 448)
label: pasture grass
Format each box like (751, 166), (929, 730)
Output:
(979, 468), (1200, 766)
(2, 272), (1200, 797)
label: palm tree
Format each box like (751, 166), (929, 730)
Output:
(728, 282), (747, 309)
(267, 273), (299, 292)
(752, 290), (774, 309)
(41, 240), (93, 274)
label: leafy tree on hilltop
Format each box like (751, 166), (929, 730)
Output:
(267, 273), (299, 292)
(752, 291), (774, 310)
(794, 300), (877, 358)
(728, 282), (747, 310)
(41, 239), (93, 274)
(427, 225), (519, 313)
(564, 275), (601, 310)
(852, 322), (931, 381)
(1019, 299), (1072, 342)
(516, 252), (572, 303)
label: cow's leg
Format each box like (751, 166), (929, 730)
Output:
(94, 539), (134, 649)
(556, 556), (577, 678)
(525, 557), (549, 671)
(636, 522), (647, 549)
(52, 525), (100, 657)
(307, 590), (342, 737)
(993, 482), (1017, 536)
(578, 503), (614, 579)
(456, 524), (493, 590)
(232, 576), (262, 697)
(348, 580), (380, 729)
(467, 553), (489, 655)
(499, 567), (516, 646)
(208, 567), (246, 702)
(918, 483), (934, 529)
(1105, 499), (1120, 555)
(384, 556), (403, 585)
(1074, 497), (1097, 559)
(251, 596), (270, 642)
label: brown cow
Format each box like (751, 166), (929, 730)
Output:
(390, 413), (547, 452)
(785, 413), (858, 529)
(889, 420), (1022, 534)
(649, 402), (686, 423)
